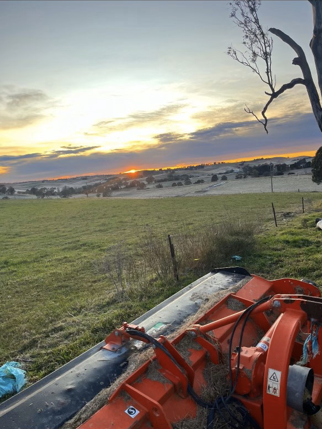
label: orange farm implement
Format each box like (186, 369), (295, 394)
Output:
(1, 267), (322, 429)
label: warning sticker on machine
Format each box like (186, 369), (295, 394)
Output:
(256, 342), (268, 352)
(267, 368), (281, 397)
(125, 406), (140, 418)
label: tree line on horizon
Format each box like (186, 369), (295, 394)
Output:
(1, 155), (322, 199)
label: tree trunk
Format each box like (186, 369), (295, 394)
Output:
(269, 27), (322, 132)
(310, 1), (322, 98)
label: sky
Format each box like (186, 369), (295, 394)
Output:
(1, 0), (321, 182)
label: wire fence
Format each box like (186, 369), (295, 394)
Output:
(97, 197), (319, 293)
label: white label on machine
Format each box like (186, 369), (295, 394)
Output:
(125, 405), (140, 418)
(267, 368), (282, 397)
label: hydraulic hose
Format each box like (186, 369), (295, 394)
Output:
(126, 296), (269, 429)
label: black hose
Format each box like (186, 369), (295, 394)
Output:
(227, 296), (271, 399)
(209, 296), (270, 429)
(126, 295), (269, 429)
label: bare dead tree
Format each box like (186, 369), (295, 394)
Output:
(228, 0), (322, 133)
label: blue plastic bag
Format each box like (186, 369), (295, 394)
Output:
(0, 361), (26, 398)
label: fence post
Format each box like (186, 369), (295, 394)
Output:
(270, 163), (274, 193)
(302, 197), (305, 213)
(272, 203), (278, 227)
(168, 234), (179, 281)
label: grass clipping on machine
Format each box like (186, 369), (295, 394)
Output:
(172, 357), (245, 429)
(62, 277), (250, 429)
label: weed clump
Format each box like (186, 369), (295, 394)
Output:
(96, 217), (258, 300)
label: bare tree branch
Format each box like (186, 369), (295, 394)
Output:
(244, 105), (267, 130)
(229, 47), (270, 86)
(228, 1), (322, 133)
(269, 27), (322, 132)
(265, 78), (305, 98)
(245, 78), (306, 133)
(228, 0), (275, 93)
(228, 1), (276, 131)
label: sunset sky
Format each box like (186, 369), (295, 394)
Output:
(1, 0), (321, 182)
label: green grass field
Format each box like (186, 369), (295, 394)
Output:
(1, 192), (322, 383)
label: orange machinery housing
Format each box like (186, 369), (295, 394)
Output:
(78, 275), (322, 429)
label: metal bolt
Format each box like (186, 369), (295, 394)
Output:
(114, 331), (119, 336)
(273, 300), (281, 308)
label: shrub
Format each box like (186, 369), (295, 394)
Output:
(137, 182), (146, 190)
(102, 189), (112, 197)
(6, 186), (15, 195)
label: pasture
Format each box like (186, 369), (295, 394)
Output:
(1, 193), (322, 383)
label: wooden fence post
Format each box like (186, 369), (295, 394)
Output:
(168, 234), (179, 281)
(272, 203), (278, 227)
(302, 197), (305, 213)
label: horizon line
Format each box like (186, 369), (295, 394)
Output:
(3, 149), (317, 184)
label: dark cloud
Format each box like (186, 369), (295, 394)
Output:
(50, 145), (101, 156)
(0, 86), (53, 129)
(5, 89), (49, 111)
(89, 103), (187, 135)
(154, 132), (185, 144)
(0, 145), (100, 166)
(1, 112), (321, 182)
(60, 145), (85, 150)
(0, 153), (42, 162)
(190, 120), (252, 140)
(152, 120), (252, 146)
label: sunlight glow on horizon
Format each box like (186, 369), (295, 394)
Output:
(67, 150), (320, 177)
(219, 150), (318, 164)
(1, 148), (316, 183)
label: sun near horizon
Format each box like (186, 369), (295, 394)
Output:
(4, 149), (316, 184)
(124, 169), (138, 174)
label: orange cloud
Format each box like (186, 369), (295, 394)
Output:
(0, 166), (10, 175)
(220, 150), (317, 163)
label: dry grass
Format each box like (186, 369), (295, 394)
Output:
(97, 217), (258, 299)
(201, 359), (230, 402)
(172, 407), (209, 429)
(174, 334), (203, 365)
(172, 355), (242, 429)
